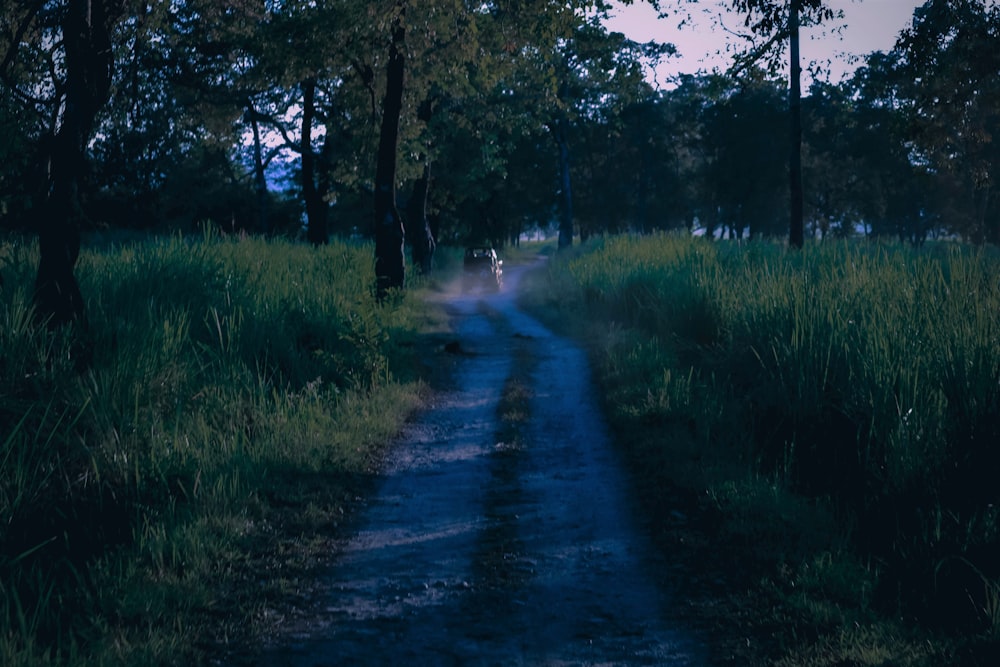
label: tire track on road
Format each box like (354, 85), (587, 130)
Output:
(252, 264), (712, 666)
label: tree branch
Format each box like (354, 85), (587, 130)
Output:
(0, 0), (47, 78)
(728, 26), (789, 78)
(351, 58), (378, 120)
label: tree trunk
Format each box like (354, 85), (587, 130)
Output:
(406, 161), (435, 274)
(405, 96), (436, 274)
(37, 142), (86, 329)
(555, 117), (574, 249)
(788, 0), (804, 249)
(302, 80), (328, 246)
(374, 3), (407, 296)
(247, 101), (269, 234)
(35, 0), (114, 329)
(318, 132), (333, 235)
(637, 157), (649, 234)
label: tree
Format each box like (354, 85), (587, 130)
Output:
(888, 0), (1000, 243)
(373, 1), (407, 295)
(251, 0), (373, 243)
(300, 79), (329, 244)
(1, 2), (62, 232)
(726, 0), (837, 247)
(373, 0), (614, 256)
(788, 0), (803, 247)
(86, 0), (277, 234)
(702, 72), (788, 239)
(0, 0), (129, 328)
(464, 2), (631, 249)
(43, 0), (123, 327)
(419, 0), (571, 248)
(803, 62), (925, 241)
(653, 73), (736, 239)
(404, 96), (435, 273)
(373, 0), (486, 288)
(548, 21), (670, 246)
(800, 80), (865, 238)
(566, 30), (675, 237)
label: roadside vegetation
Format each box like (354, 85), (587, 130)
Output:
(520, 234), (1000, 666)
(0, 232), (453, 666)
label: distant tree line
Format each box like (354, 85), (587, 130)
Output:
(1, 0), (998, 296)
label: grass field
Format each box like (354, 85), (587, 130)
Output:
(0, 232), (454, 666)
(519, 234), (1000, 666)
(4, 231), (999, 665)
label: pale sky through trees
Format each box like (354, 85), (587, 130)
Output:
(604, 0), (925, 87)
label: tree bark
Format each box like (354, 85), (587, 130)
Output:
(35, 0), (115, 329)
(406, 161), (435, 274)
(374, 3), (407, 295)
(555, 117), (574, 249)
(788, 0), (804, 248)
(302, 80), (329, 246)
(404, 96), (436, 274)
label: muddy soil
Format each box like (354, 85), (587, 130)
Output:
(250, 263), (715, 666)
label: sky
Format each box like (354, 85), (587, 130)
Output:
(603, 0), (926, 87)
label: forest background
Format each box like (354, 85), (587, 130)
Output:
(3, 0), (998, 257)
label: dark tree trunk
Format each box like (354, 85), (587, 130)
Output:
(637, 156), (649, 234)
(374, 3), (407, 296)
(985, 189), (998, 245)
(788, 0), (804, 249)
(247, 101), (269, 234)
(302, 80), (328, 246)
(406, 161), (435, 274)
(37, 148), (86, 329)
(35, 0), (115, 329)
(701, 204), (717, 240)
(318, 132), (333, 234)
(555, 117), (574, 249)
(405, 96), (436, 274)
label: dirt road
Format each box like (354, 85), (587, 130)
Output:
(253, 263), (713, 666)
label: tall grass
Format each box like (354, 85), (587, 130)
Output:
(0, 232), (439, 665)
(524, 234), (1000, 657)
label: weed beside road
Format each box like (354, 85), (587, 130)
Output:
(519, 234), (1000, 667)
(0, 233), (448, 666)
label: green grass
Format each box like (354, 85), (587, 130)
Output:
(0, 231), (450, 666)
(520, 234), (1000, 666)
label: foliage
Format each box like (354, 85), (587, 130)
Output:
(887, 0), (1000, 243)
(0, 232), (439, 665)
(3, 0), (1000, 248)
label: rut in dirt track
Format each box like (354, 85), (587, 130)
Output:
(254, 263), (713, 666)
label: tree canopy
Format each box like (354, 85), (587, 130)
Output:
(1, 0), (999, 270)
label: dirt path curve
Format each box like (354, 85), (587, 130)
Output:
(254, 262), (713, 666)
